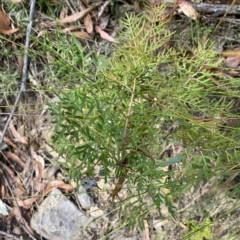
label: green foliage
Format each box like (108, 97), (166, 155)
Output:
(49, 4), (240, 230)
(0, 70), (19, 98)
(183, 217), (213, 240)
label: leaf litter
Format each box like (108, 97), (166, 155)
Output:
(0, 0), (240, 239)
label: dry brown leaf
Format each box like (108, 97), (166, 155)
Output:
(12, 204), (35, 235)
(9, 121), (28, 144)
(44, 180), (73, 195)
(222, 48), (240, 67)
(60, 26), (81, 33)
(0, 173), (6, 199)
(2, 151), (25, 169)
(178, 0), (198, 20)
(43, 165), (60, 181)
(16, 197), (37, 208)
(111, 175), (125, 200)
(47, 180), (73, 191)
(33, 161), (43, 180)
(0, 28), (18, 35)
(33, 180), (46, 192)
(0, 10), (18, 35)
(59, 7), (68, 20)
(31, 147), (44, 170)
(0, 10), (10, 31)
(70, 31), (91, 39)
(0, 162), (24, 190)
(0, 132), (17, 149)
(84, 13), (93, 34)
(95, 25), (117, 43)
(16, 183), (25, 193)
(60, 27), (92, 38)
(58, 6), (96, 24)
(224, 56), (240, 68)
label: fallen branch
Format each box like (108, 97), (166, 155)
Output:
(194, 2), (240, 15)
(164, 0), (240, 16)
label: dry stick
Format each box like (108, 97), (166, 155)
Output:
(0, 0), (36, 144)
(194, 2), (240, 15)
(143, 220), (150, 240)
(0, 230), (21, 240)
(211, 0), (237, 37)
(0, 169), (37, 240)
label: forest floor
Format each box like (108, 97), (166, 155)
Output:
(0, 0), (240, 239)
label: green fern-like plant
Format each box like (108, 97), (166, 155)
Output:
(49, 4), (240, 231)
(183, 217), (213, 240)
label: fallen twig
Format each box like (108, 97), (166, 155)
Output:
(211, 0), (237, 36)
(0, 0), (36, 144)
(143, 220), (150, 240)
(0, 230), (21, 240)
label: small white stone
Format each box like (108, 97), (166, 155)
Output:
(89, 206), (104, 218)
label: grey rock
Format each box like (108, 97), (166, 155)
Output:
(81, 178), (97, 190)
(77, 186), (95, 209)
(30, 188), (92, 240)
